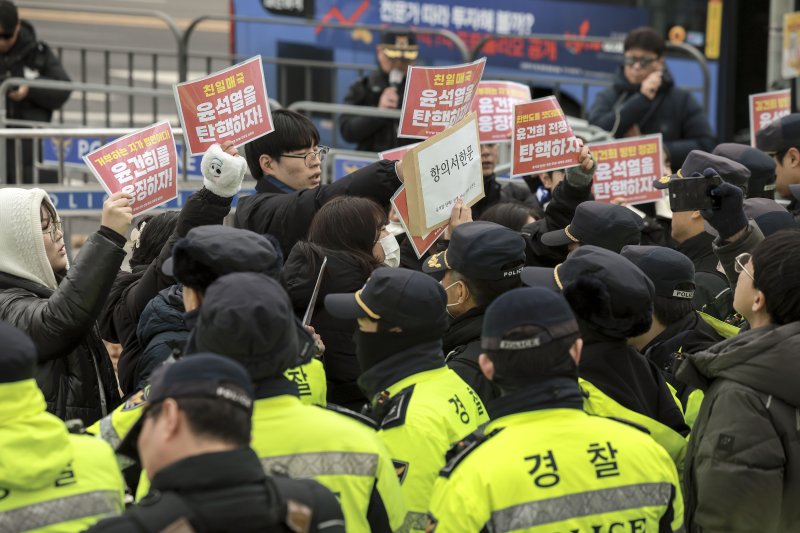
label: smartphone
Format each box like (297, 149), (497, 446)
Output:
(668, 176), (721, 212)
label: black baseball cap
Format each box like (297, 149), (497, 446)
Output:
(481, 287), (580, 352)
(620, 245), (695, 300)
(325, 267), (448, 332)
(422, 221), (526, 281)
(755, 113), (800, 155)
(712, 143), (776, 199)
(540, 201), (644, 253)
(0, 1), (18, 35)
(379, 31), (418, 60)
(0, 320), (36, 384)
(702, 197), (798, 238)
(654, 150), (750, 194)
(117, 353), (255, 460)
(163, 225), (282, 283)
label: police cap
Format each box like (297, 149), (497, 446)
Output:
(755, 113), (800, 155)
(620, 245), (695, 300)
(540, 201), (643, 253)
(0, 320), (36, 384)
(713, 143), (776, 199)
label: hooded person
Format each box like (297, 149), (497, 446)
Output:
(0, 320), (125, 530)
(522, 246), (690, 472)
(0, 188), (132, 424)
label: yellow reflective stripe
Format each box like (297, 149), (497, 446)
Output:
(261, 451), (379, 478)
(0, 490), (122, 531)
(489, 482), (674, 531)
(99, 416), (120, 448)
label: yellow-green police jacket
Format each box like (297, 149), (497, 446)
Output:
(0, 380), (125, 532)
(427, 400), (684, 532)
(370, 366), (489, 532)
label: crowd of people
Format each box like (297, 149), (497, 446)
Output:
(1, 20), (800, 533)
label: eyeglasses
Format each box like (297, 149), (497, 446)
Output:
(734, 252), (754, 281)
(281, 146), (329, 168)
(623, 55), (658, 68)
(42, 219), (63, 240)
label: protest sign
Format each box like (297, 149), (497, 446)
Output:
(471, 81), (532, 143)
(401, 112), (484, 235)
(512, 96), (581, 176)
(83, 121), (178, 215)
(391, 186), (447, 259)
(378, 142), (421, 161)
(398, 57), (486, 139)
(175, 56), (273, 156)
(589, 134), (664, 205)
(749, 89), (791, 146)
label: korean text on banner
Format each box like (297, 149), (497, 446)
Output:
(749, 89), (791, 146)
(391, 186), (446, 259)
(589, 134), (664, 205)
(512, 96), (581, 176)
(398, 57), (486, 139)
(379, 142), (421, 161)
(175, 56), (274, 156)
(401, 111), (484, 235)
(471, 81), (532, 143)
(82, 121), (178, 215)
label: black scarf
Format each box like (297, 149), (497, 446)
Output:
(488, 376), (584, 420)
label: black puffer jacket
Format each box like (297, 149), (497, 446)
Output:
(588, 67), (715, 169)
(134, 285), (189, 391)
(442, 307), (501, 405)
(0, 229), (124, 425)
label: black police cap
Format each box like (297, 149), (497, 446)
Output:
(713, 143), (776, 199)
(540, 201), (643, 253)
(755, 113), (800, 155)
(620, 245), (695, 300)
(654, 150), (750, 194)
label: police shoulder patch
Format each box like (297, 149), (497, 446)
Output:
(439, 424), (503, 479)
(380, 385), (415, 430)
(324, 403), (379, 430)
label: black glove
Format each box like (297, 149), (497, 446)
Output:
(700, 177), (747, 241)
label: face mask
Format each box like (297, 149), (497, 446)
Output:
(386, 220), (405, 237)
(380, 233), (401, 268)
(442, 281), (461, 318)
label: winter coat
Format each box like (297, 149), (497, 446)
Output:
(134, 285), (188, 392)
(588, 66), (714, 169)
(678, 322), (800, 532)
(0, 189), (123, 425)
(674, 231), (729, 313)
(442, 307), (501, 405)
(234, 160), (402, 258)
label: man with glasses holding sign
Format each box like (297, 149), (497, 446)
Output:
(589, 27), (714, 170)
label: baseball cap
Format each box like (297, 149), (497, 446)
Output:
(0, 320), (36, 384)
(379, 31), (418, 60)
(654, 150), (750, 194)
(620, 245), (695, 300)
(540, 201), (644, 253)
(702, 197), (799, 238)
(422, 221), (526, 281)
(116, 353), (255, 460)
(0, 1), (18, 35)
(325, 267), (448, 332)
(755, 113), (800, 155)
(712, 143), (776, 199)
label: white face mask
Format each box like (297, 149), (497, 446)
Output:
(442, 281), (461, 318)
(380, 233), (401, 268)
(386, 220), (406, 237)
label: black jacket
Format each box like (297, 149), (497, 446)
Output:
(339, 69), (416, 153)
(235, 161), (402, 258)
(100, 188), (233, 395)
(86, 448), (344, 533)
(0, 229), (124, 425)
(442, 307), (501, 405)
(674, 231), (729, 313)
(282, 244), (379, 409)
(588, 67), (714, 169)
(135, 285), (189, 391)
(471, 174), (543, 221)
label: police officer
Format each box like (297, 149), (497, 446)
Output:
(713, 143), (777, 199)
(426, 288), (684, 532)
(0, 321), (125, 530)
(325, 268), (488, 531)
(91, 353), (344, 532)
(755, 113), (800, 221)
(539, 200), (644, 253)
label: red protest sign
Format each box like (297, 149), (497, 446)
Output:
(83, 121), (177, 215)
(390, 186), (446, 259)
(589, 134), (664, 205)
(379, 142), (421, 161)
(749, 89), (791, 146)
(175, 56), (273, 156)
(471, 81), (531, 143)
(512, 96), (581, 176)
(398, 57), (485, 139)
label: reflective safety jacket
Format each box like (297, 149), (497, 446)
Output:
(0, 379), (125, 532)
(284, 359), (327, 407)
(581, 378), (688, 478)
(368, 366), (489, 532)
(251, 392), (407, 533)
(427, 382), (684, 533)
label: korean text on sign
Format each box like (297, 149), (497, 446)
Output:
(398, 57), (486, 139)
(83, 121), (178, 215)
(512, 96), (581, 176)
(471, 81), (532, 143)
(588, 134), (664, 205)
(749, 89), (791, 147)
(175, 55), (274, 156)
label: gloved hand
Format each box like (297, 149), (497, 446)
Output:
(565, 143), (595, 188)
(700, 176), (747, 241)
(201, 142), (247, 198)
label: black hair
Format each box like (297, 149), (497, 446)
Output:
(452, 266), (523, 308)
(773, 148), (790, 166)
(624, 27), (665, 57)
(130, 211), (179, 269)
(653, 293), (694, 326)
(752, 229), (800, 325)
(244, 109), (320, 178)
(479, 201), (542, 231)
(147, 396), (251, 447)
(173, 254), (218, 293)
